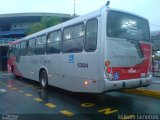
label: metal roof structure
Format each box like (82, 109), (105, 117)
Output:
(0, 12), (74, 44)
(0, 12), (73, 25)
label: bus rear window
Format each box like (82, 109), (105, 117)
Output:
(107, 11), (150, 42)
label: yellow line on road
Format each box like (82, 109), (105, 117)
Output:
(123, 88), (160, 98)
(25, 94), (33, 97)
(81, 103), (95, 107)
(60, 110), (74, 117)
(45, 103), (56, 108)
(34, 98), (43, 102)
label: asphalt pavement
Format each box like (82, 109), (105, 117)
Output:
(0, 71), (160, 120)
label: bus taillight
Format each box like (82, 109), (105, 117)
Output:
(105, 61), (111, 73)
(107, 67), (111, 73)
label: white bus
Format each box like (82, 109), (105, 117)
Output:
(8, 5), (152, 93)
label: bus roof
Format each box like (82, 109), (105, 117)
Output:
(12, 5), (149, 44)
(24, 8), (102, 40)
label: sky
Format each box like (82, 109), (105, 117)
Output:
(0, 0), (160, 31)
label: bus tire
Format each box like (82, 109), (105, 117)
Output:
(40, 70), (48, 89)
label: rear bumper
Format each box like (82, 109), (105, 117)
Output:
(104, 75), (152, 91)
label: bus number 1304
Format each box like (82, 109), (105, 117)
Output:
(77, 63), (88, 68)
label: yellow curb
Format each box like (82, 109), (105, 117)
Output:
(123, 89), (160, 98)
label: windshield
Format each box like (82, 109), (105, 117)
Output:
(107, 10), (150, 42)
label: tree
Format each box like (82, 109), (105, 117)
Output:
(27, 16), (62, 35)
(27, 23), (45, 35)
(41, 16), (62, 28)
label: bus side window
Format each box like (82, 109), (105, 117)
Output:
(28, 38), (35, 56)
(20, 41), (27, 56)
(12, 45), (16, 55)
(63, 23), (84, 53)
(46, 30), (61, 54)
(15, 43), (19, 57)
(8, 45), (15, 58)
(85, 18), (98, 52)
(35, 35), (46, 55)
(15, 43), (20, 62)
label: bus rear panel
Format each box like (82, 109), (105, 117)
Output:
(102, 10), (151, 92)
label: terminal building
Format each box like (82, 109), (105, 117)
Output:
(151, 30), (160, 52)
(0, 12), (73, 71)
(151, 30), (160, 76)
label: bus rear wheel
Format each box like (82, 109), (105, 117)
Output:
(40, 70), (48, 89)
